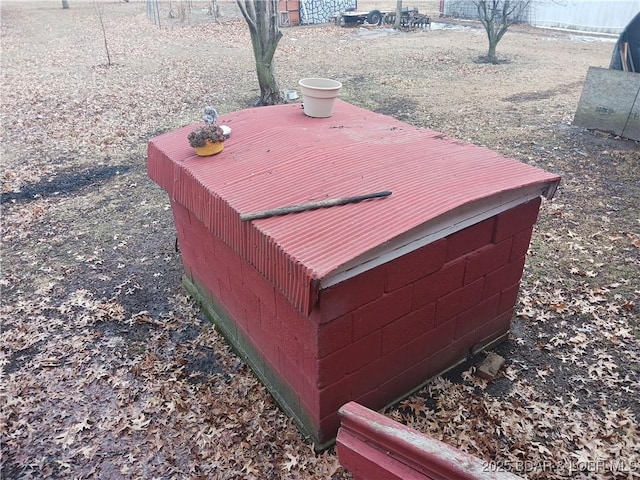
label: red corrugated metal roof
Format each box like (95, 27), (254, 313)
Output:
(148, 100), (560, 314)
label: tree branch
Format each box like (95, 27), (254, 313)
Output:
(236, 0), (257, 33)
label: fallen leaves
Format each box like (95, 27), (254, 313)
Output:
(282, 452), (300, 472)
(127, 413), (151, 432)
(3, 284), (349, 478)
(1, 1), (639, 479)
(570, 266), (597, 277)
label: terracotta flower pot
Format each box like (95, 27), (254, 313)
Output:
(194, 140), (224, 157)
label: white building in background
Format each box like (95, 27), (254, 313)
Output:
(530, 0), (639, 34)
(440, 0), (640, 34)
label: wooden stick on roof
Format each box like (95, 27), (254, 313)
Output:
(240, 191), (392, 222)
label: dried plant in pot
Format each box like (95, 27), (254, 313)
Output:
(188, 106), (227, 156)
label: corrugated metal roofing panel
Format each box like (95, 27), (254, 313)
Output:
(148, 100), (560, 315)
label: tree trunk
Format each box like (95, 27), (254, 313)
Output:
(487, 40), (498, 63)
(208, 0), (221, 19)
(62, 0), (69, 8)
(255, 59), (282, 105)
(95, 0), (112, 66)
(485, 15), (498, 62)
(236, 0), (284, 106)
(393, 0), (402, 29)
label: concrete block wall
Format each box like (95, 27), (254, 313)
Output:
(171, 196), (542, 446)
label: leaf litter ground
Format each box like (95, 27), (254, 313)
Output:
(1, 1), (639, 478)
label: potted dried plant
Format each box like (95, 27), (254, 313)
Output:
(188, 106), (227, 156)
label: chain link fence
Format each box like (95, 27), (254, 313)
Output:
(440, 0), (532, 24)
(146, 0), (232, 26)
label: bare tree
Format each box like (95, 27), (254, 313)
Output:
(474, 0), (530, 63)
(236, 0), (284, 106)
(95, 0), (112, 66)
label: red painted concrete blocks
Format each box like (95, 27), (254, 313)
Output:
(337, 402), (522, 480)
(148, 101), (560, 447)
(171, 195), (545, 446)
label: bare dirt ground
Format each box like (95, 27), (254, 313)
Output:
(1, 1), (638, 479)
